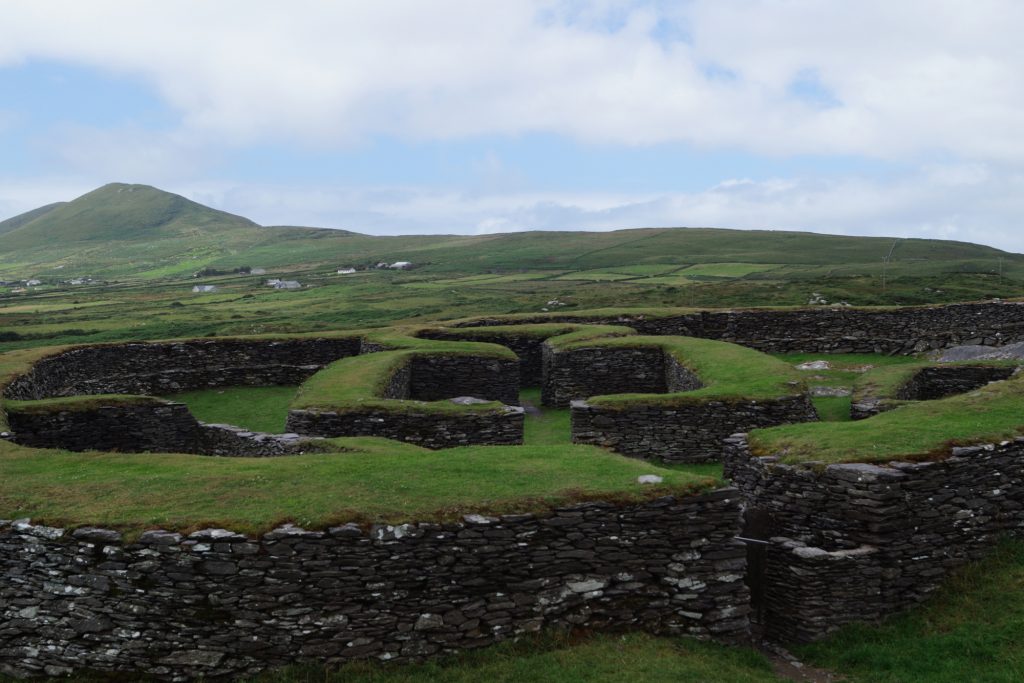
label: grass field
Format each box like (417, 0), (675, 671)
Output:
(163, 385), (299, 432)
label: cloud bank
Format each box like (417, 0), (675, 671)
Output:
(0, 1), (1022, 250)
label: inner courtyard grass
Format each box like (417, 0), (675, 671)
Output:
(161, 385), (300, 433)
(0, 438), (716, 536)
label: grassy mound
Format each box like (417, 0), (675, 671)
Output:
(852, 358), (1018, 403)
(554, 335), (805, 407)
(0, 438), (716, 536)
(291, 340), (517, 415)
(750, 374), (1024, 464)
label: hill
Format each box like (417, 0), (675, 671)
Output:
(0, 183), (1021, 281)
(0, 183), (260, 248)
(0, 201), (65, 236)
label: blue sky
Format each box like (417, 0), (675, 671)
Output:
(1, 1), (1022, 251)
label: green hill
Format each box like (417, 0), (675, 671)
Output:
(0, 201), (65, 236)
(0, 183), (1021, 281)
(0, 183), (260, 247)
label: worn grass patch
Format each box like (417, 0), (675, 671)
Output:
(249, 632), (781, 682)
(800, 540), (1024, 682)
(750, 375), (1024, 463)
(162, 385), (300, 433)
(0, 438), (716, 535)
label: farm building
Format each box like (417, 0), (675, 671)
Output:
(274, 280), (302, 289)
(191, 285), (218, 293)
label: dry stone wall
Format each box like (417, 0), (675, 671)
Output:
(541, 345), (701, 408)
(3, 338), (361, 400)
(409, 355), (520, 405)
(418, 330), (548, 385)
(572, 396), (817, 465)
(0, 490), (749, 680)
(286, 405), (524, 449)
(460, 302), (1024, 354)
(7, 402), (319, 456)
(723, 434), (1024, 642)
(895, 365), (1017, 400)
(851, 364), (1018, 420)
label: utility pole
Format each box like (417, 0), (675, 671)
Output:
(882, 238), (900, 293)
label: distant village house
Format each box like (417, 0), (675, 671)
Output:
(337, 267), (357, 275)
(273, 280), (302, 289)
(192, 285), (218, 293)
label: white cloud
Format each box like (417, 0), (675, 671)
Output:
(0, 1), (1022, 162)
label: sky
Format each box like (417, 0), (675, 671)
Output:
(1, 1), (1023, 251)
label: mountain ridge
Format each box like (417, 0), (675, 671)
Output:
(0, 183), (1020, 279)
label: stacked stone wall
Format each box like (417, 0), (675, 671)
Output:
(418, 331), (546, 385)
(7, 402), (319, 456)
(896, 365), (1017, 400)
(541, 345), (691, 408)
(0, 491), (749, 680)
(410, 355), (520, 405)
(723, 434), (1024, 642)
(459, 302), (1024, 354)
(851, 364), (1018, 420)
(572, 397), (817, 464)
(3, 338), (362, 400)
(286, 406), (524, 449)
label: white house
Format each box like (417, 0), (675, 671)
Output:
(192, 285), (218, 293)
(389, 261), (413, 270)
(25, 279), (42, 286)
(274, 280), (302, 289)
(265, 278), (282, 286)
(337, 267), (357, 275)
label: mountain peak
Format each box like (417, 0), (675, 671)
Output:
(0, 183), (259, 247)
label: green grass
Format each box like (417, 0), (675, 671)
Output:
(521, 388), (571, 445)
(251, 632), (782, 682)
(810, 396), (852, 422)
(676, 262), (784, 278)
(0, 438), (715, 535)
(290, 348), (513, 414)
(852, 359), (1020, 402)
(751, 374), (1024, 463)
(800, 540), (1024, 682)
(162, 385), (300, 433)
